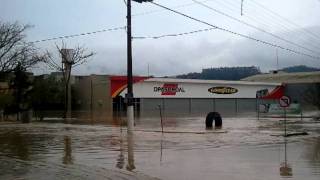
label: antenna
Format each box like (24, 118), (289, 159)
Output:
(147, 63), (150, 77)
(241, 0), (244, 16)
(276, 48), (279, 71)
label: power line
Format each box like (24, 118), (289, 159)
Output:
(134, 0), (320, 52)
(132, 0), (215, 17)
(235, 0), (320, 50)
(249, 0), (320, 42)
(196, 0), (320, 51)
(150, 1), (320, 61)
(29, 26), (126, 44)
(192, 0), (320, 55)
(133, 27), (216, 39)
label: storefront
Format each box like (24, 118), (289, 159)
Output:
(111, 76), (282, 117)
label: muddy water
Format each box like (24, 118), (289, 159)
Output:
(0, 116), (319, 180)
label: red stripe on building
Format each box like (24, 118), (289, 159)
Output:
(261, 85), (285, 99)
(110, 76), (149, 98)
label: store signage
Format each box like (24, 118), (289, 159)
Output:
(208, 86), (238, 94)
(154, 83), (185, 95)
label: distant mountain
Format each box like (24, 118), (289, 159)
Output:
(279, 65), (320, 73)
(176, 66), (261, 80)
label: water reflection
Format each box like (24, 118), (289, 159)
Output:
(116, 127), (125, 169)
(1, 132), (30, 160)
(160, 134), (164, 164)
(0, 116), (320, 180)
(63, 136), (73, 165)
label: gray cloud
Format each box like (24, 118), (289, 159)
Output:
(57, 26), (320, 77)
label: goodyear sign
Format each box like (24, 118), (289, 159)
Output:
(208, 86), (238, 94)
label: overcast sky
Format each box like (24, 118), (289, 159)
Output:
(1, 0), (320, 76)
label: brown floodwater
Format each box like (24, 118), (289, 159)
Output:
(0, 116), (319, 180)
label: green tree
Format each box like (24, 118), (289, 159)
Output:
(45, 42), (94, 119)
(9, 63), (32, 122)
(304, 83), (320, 111)
(31, 76), (64, 120)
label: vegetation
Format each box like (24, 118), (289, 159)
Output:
(304, 83), (320, 111)
(44, 42), (94, 119)
(176, 65), (320, 80)
(280, 65), (320, 73)
(5, 63), (32, 121)
(0, 21), (46, 122)
(176, 66), (261, 80)
(30, 75), (65, 120)
(0, 21), (46, 79)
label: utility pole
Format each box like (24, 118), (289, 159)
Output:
(241, 0), (244, 16)
(127, 0), (134, 133)
(126, 0), (153, 133)
(126, 0), (152, 171)
(276, 48), (279, 71)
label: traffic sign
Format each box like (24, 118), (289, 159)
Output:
(279, 96), (291, 108)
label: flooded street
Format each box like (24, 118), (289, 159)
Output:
(0, 116), (320, 180)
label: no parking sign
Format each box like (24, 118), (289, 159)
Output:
(279, 96), (291, 108)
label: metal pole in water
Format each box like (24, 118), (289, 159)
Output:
(284, 107), (287, 137)
(158, 105), (164, 133)
(284, 133), (287, 165)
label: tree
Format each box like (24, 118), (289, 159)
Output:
(304, 83), (320, 111)
(0, 22), (46, 78)
(45, 42), (94, 119)
(31, 76), (64, 120)
(9, 63), (32, 122)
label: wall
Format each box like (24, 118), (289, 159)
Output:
(73, 75), (113, 121)
(120, 80), (279, 99)
(140, 98), (258, 117)
(285, 83), (320, 110)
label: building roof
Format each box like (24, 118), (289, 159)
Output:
(145, 77), (281, 86)
(242, 71), (320, 83)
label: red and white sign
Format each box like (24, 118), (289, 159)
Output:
(154, 83), (185, 96)
(279, 95), (291, 108)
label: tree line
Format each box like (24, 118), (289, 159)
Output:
(0, 21), (94, 122)
(176, 66), (261, 80)
(176, 65), (320, 80)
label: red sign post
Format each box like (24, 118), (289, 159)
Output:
(279, 95), (291, 137)
(279, 95), (292, 176)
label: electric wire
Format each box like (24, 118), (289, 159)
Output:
(29, 26), (126, 44)
(192, 0), (320, 55)
(133, 27), (216, 39)
(249, 0), (320, 42)
(213, 0), (320, 51)
(150, 1), (320, 61)
(245, 0), (320, 49)
(237, 0), (320, 49)
(132, 0), (215, 17)
(134, 0), (320, 52)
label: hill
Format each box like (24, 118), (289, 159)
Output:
(176, 66), (261, 80)
(280, 65), (320, 73)
(175, 65), (320, 80)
